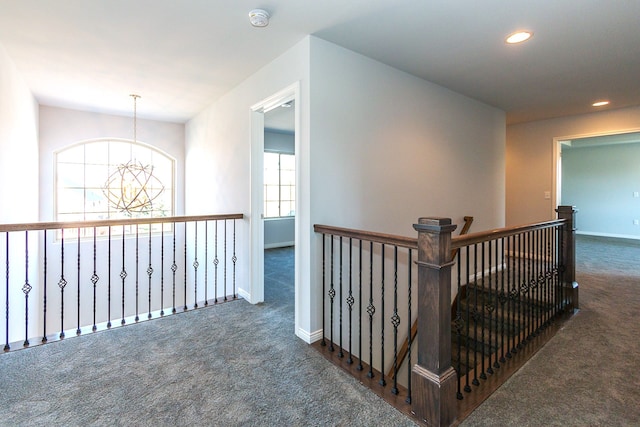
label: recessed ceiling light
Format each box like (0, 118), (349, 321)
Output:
(249, 9), (270, 27)
(506, 31), (533, 44)
(592, 100), (610, 107)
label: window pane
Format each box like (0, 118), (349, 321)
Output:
(57, 145), (84, 163)
(84, 142), (109, 165)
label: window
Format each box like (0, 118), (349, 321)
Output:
(56, 139), (174, 225)
(264, 152), (295, 218)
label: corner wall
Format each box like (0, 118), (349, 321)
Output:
(506, 106), (640, 226)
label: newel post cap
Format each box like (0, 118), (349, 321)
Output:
(414, 217), (457, 233)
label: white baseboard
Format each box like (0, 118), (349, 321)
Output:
(237, 287), (251, 302)
(296, 327), (323, 344)
(264, 241), (294, 249)
(576, 231), (640, 241)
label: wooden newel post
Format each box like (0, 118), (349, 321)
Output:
(412, 217), (457, 426)
(556, 205), (579, 313)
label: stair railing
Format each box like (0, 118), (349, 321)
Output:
(1, 213), (243, 352)
(412, 206), (578, 425)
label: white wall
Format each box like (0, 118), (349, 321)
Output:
(0, 43), (39, 344)
(308, 37), (506, 342)
(185, 37), (311, 336)
(186, 35), (506, 343)
(562, 142), (640, 239)
(38, 106), (185, 221)
(506, 106), (640, 226)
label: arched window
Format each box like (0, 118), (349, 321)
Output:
(55, 139), (174, 224)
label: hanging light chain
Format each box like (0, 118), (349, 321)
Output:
(130, 94), (141, 145)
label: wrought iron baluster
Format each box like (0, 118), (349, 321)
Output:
(171, 224), (177, 314)
(321, 234), (326, 347)
(147, 225), (153, 319)
(406, 248), (413, 404)
(347, 237), (354, 364)
(338, 236), (343, 358)
(391, 245), (400, 395)
(357, 239), (363, 371)
(92, 228), (99, 331)
(329, 235), (335, 352)
(455, 248), (463, 399)
(472, 243), (480, 387)
(4, 232), (9, 350)
(480, 242), (487, 380)
(464, 245), (471, 393)
(204, 221), (208, 306)
(223, 220), (227, 301)
(233, 219), (237, 299)
(379, 243), (386, 387)
(107, 227), (112, 328)
(160, 224), (165, 316)
(367, 241), (375, 379)
(76, 228), (81, 335)
(516, 233), (524, 351)
(486, 240), (494, 376)
(507, 235), (514, 359)
(23, 231), (31, 347)
(184, 221), (188, 310)
(493, 238), (501, 370)
(214, 221), (219, 303)
(121, 225), (127, 325)
(42, 230), (48, 343)
(58, 229), (68, 338)
(135, 224), (140, 322)
(499, 237), (506, 363)
(193, 221), (199, 309)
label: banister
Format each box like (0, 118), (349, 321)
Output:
(452, 219), (565, 249)
(313, 224), (418, 250)
(0, 213), (244, 233)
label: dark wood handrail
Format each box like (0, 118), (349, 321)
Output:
(451, 219), (565, 249)
(0, 213), (244, 233)
(313, 224), (418, 250)
(315, 218), (565, 255)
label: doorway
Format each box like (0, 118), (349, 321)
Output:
(250, 83), (300, 332)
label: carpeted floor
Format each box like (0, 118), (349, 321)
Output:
(460, 235), (640, 426)
(0, 247), (417, 427)
(2, 237), (638, 426)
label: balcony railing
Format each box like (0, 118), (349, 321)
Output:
(1, 213), (243, 352)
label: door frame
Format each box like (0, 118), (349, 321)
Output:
(250, 82), (300, 327)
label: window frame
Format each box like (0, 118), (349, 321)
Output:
(263, 150), (295, 219)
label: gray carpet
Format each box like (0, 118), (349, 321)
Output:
(461, 235), (640, 426)
(0, 247), (417, 427)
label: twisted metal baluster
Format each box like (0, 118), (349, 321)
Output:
(329, 236), (335, 352)
(76, 228), (81, 335)
(23, 231), (31, 347)
(367, 241), (375, 379)
(204, 221), (208, 306)
(59, 229), (68, 338)
(338, 236), (343, 358)
(214, 221), (219, 303)
(223, 220), (227, 302)
(184, 221), (188, 310)
(391, 246), (400, 395)
(455, 248), (463, 400)
(233, 220), (237, 299)
(107, 227), (112, 328)
(193, 222), (199, 309)
(160, 224), (165, 316)
(321, 234), (326, 347)
(472, 243), (480, 387)
(357, 239), (363, 371)
(347, 238), (354, 364)
(464, 246), (471, 393)
(480, 242), (487, 380)
(171, 224), (177, 313)
(121, 225), (127, 325)
(147, 225), (153, 318)
(92, 228), (99, 331)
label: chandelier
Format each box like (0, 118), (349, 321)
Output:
(102, 95), (165, 216)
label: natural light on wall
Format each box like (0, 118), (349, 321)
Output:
(55, 139), (174, 230)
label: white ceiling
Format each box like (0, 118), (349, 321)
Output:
(0, 0), (639, 124)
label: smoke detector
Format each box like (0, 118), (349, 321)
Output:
(249, 9), (270, 27)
